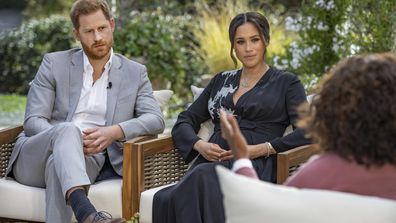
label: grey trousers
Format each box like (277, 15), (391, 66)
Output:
(12, 123), (105, 223)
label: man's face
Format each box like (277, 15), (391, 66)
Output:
(74, 10), (115, 60)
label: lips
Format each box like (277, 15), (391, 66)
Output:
(244, 55), (256, 59)
(93, 43), (106, 48)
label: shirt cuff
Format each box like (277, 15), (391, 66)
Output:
(232, 158), (253, 172)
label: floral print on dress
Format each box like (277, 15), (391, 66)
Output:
(208, 69), (238, 119)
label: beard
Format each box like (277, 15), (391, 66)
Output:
(81, 38), (113, 60)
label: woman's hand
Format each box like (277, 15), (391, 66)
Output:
(194, 140), (230, 162)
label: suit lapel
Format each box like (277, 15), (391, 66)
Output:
(66, 50), (84, 121)
(105, 55), (122, 125)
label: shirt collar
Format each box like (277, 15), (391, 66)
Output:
(82, 48), (114, 72)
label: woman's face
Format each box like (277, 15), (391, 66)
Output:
(233, 22), (266, 69)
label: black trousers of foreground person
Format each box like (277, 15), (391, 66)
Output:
(152, 156), (275, 223)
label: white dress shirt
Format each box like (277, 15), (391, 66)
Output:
(71, 49), (114, 132)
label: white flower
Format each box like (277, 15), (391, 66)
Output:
(316, 21), (329, 31)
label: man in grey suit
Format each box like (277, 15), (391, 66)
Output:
(5, 0), (165, 222)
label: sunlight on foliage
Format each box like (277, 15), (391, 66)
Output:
(194, 0), (294, 74)
(194, 0), (249, 74)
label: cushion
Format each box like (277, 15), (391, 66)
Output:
(139, 183), (176, 223)
(153, 90), (173, 111)
(216, 166), (396, 223)
(0, 177), (122, 222)
(190, 85), (214, 141)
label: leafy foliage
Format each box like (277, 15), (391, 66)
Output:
(113, 9), (208, 99)
(274, 0), (396, 91)
(23, 0), (74, 18)
(0, 15), (76, 94)
(0, 11), (207, 101)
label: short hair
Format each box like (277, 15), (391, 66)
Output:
(70, 0), (112, 29)
(228, 12), (270, 68)
(299, 53), (396, 167)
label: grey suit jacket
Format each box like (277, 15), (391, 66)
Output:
(7, 48), (165, 176)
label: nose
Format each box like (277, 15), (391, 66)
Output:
(93, 30), (103, 42)
(245, 42), (252, 51)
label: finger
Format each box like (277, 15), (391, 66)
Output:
(210, 144), (226, 153)
(84, 146), (95, 156)
(220, 154), (234, 161)
(220, 109), (233, 131)
(227, 115), (240, 134)
(83, 139), (94, 147)
(220, 150), (233, 157)
(82, 127), (98, 136)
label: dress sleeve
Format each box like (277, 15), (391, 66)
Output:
(269, 74), (312, 152)
(171, 76), (217, 163)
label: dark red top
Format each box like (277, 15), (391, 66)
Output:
(286, 152), (396, 200)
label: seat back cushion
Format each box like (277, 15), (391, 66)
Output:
(216, 166), (396, 223)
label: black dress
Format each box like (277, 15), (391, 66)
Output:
(153, 67), (311, 223)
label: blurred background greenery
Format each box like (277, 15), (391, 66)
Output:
(0, 0), (395, 128)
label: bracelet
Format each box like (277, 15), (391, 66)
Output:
(265, 143), (271, 158)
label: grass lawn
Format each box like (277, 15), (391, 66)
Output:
(0, 94), (26, 127)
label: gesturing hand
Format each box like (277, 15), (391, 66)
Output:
(194, 140), (231, 162)
(83, 125), (124, 156)
(219, 109), (249, 159)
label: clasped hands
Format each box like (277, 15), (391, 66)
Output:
(82, 125), (124, 156)
(194, 109), (262, 162)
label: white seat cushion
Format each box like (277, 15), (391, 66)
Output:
(139, 183), (176, 223)
(216, 166), (396, 223)
(0, 177), (122, 222)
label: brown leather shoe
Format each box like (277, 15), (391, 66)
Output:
(83, 211), (126, 223)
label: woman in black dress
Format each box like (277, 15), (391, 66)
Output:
(153, 12), (311, 223)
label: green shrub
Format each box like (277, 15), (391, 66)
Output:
(114, 9), (208, 99)
(274, 0), (396, 91)
(0, 10), (207, 101)
(0, 15), (76, 94)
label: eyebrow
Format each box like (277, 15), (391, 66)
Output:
(235, 35), (261, 40)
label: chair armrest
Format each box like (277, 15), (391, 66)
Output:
(0, 125), (24, 178)
(122, 135), (188, 218)
(276, 144), (321, 184)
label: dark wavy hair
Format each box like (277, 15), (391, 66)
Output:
(228, 12), (270, 68)
(299, 53), (396, 167)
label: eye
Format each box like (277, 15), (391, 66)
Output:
(236, 40), (245, 45)
(85, 30), (93, 34)
(252, 38), (260, 43)
(98, 26), (106, 31)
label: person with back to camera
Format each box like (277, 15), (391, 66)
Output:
(220, 53), (396, 200)
(5, 0), (165, 222)
(152, 11), (311, 223)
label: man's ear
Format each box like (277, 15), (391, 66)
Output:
(73, 28), (81, 42)
(110, 18), (115, 32)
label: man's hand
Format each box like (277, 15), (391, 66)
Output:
(194, 140), (231, 162)
(219, 109), (249, 160)
(83, 125), (124, 156)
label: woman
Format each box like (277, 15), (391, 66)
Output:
(221, 53), (396, 200)
(153, 12), (311, 223)
(285, 53), (396, 199)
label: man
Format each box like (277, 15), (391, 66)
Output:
(6, 0), (164, 222)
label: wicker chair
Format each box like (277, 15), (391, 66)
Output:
(0, 125), (156, 221)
